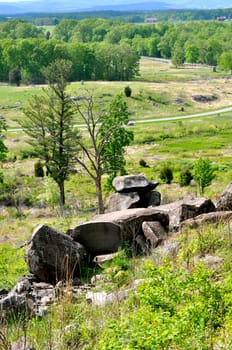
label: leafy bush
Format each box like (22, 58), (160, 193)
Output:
(139, 159), (149, 168)
(159, 165), (173, 184)
(124, 85), (132, 97)
(34, 160), (44, 178)
(194, 158), (215, 194)
(179, 168), (193, 186)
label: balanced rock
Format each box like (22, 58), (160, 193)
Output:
(107, 192), (140, 212)
(108, 190), (161, 212)
(216, 182), (232, 211)
(112, 174), (158, 193)
(26, 224), (87, 283)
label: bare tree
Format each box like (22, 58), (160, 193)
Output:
(73, 92), (133, 214)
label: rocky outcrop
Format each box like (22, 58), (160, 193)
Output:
(70, 208), (169, 255)
(181, 211), (232, 230)
(93, 207), (169, 241)
(108, 174), (160, 212)
(216, 182), (232, 211)
(157, 196), (216, 231)
(26, 224), (87, 283)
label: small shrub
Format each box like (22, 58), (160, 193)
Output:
(159, 165), (173, 184)
(139, 159), (149, 168)
(194, 158), (215, 194)
(179, 168), (193, 186)
(124, 85), (132, 97)
(34, 160), (44, 178)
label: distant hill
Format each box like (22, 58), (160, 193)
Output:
(0, 0), (231, 15)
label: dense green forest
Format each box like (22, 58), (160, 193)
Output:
(1, 17), (232, 84)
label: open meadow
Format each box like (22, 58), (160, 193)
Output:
(1, 57), (232, 349)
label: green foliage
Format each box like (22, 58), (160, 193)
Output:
(179, 168), (193, 186)
(8, 67), (21, 86)
(101, 94), (134, 180)
(139, 159), (149, 168)
(194, 158), (215, 194)
(124, 85), (132, 97)
(159, 165), (173, 184)
(34, 160), (44, 178)
(98, 262), (226, 349)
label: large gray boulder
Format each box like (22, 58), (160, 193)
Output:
(93, 208), (169, 241)
(107, 192), (140, 212)
(107, 190), (161, 212)
(70, 208), (169, 256)
(142, 221), (168, 247)
(157, 196), (215, 231)
(112, 174), (158, 193)
(26, 225), (87, 283)
(70, 221), (122, 255)
(216, 182), (232, 211)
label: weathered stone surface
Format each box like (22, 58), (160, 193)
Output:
(157, 196), (215, 230)
(216, 182), (232, 211)
(0, 293), (30, 320)
(142, 221), (168, 247)
(70, 221), (122, 255)
(107, 192), (140, 212)
(181, 211), (232, 230)
(112, 174), (158, 193)
(93, 252), (120, 267)
(93, 208), (169, 242)
(86, 290), (129, 306)
(107, 190), (161, 212)
(26, 224), (87, 283)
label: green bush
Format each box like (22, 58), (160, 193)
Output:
(124, 85), (132, 97)
(179, 168), (193, 186)
(34, 160), (44, 178)
(194, 158), (215, 194)
(139, 159), (149, 168)
(159, 165), (173, 184)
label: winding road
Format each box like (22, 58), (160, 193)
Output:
(6, 105), (232, 133)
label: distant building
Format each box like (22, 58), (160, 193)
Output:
(145, 18), (158, 23)
(216, 16), (227, 21)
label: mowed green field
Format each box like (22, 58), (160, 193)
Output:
(0, 57), (231, 204)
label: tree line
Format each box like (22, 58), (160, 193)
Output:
(3, 8), (232, 25)
(1, 18), (232, 85)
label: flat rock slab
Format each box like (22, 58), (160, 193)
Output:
(93, 208), (169, 241)
(26, 224), (87, 284)
(112, 174), (158, 193)
(70, 221), (122, 255)
(181, 211), (232, 230)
